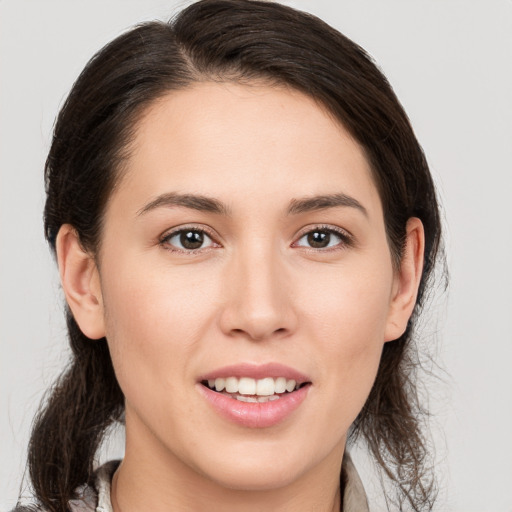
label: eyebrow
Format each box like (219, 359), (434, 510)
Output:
(137, 191), (367, 218)
(137, 192), (231, 217)
(287, 193), (368, 217)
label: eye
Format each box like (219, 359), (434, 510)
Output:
(294, 227), (351, 250)
(161, 228), (217, 252)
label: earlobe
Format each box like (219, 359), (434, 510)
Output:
(56, 224), (106, 340)
(384, 217), (425, 342)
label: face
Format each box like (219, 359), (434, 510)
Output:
(84, 83), (407, 491)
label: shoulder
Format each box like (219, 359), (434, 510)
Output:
(10, 460), (120, 512)
(89, 460), (119, 512)
(69, 461), (120, 512)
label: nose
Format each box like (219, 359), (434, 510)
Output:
(219, 243), (298, 342)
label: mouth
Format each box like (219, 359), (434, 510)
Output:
(201, 376), (310, 403)
(197, 364), (312, 428)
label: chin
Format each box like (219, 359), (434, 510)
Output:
(190, 438), (319, 492)
(205, 461), (305, 492)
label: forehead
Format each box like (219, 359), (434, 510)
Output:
(115, 81), (381, 216)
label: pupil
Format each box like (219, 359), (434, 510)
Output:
(307, 231), (329, 248)
(180, 230), (203, 249)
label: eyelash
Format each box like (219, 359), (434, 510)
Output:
(292, 225), (354, 252)
(159, 224), (353, 254)
(159, 225), (220, 254)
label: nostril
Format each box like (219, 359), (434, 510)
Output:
(227, 326), (289, 342)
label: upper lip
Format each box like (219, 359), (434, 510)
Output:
(198, 363), (311, 384)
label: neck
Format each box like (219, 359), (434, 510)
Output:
(113, 468), (342, 512)
(112, 416), (345, 512)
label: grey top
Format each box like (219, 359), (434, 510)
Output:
(18, 453), (369, 512)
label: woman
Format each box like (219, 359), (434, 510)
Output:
(16, 0), (442, 510)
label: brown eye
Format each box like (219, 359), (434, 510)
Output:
(295, 228), (348, 250)
(180, 230), (204, 249)
(307, 231), (331, 248)
(162, 229), (215, 251)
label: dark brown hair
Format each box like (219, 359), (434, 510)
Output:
(24, 1), (442, 510)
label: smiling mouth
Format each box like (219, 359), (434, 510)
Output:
(201, 376), (310, 403)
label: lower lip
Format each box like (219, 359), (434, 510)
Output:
(197, 384), (310, 428)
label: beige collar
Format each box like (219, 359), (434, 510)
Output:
(341, 453), (370, 512)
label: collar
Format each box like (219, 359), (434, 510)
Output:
(341, 453), (370, 512)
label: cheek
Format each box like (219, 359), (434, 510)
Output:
(302, 260), (393, 414)
(103, 253), (216, 336)
(99, 257), (219, 404)
(303, 256), (394, 343)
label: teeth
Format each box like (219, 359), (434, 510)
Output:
(225, 393), (284, 403)
(239, 377), (256, 395)
(274, 377), (287, 394)
(209, 377), (301, 395)
(256, 377), (274, 395)
(286, 379), (297, 392)
(225, 377), (238, 393)
(236, 395), (258, 403)
(214, 378), (225, 391)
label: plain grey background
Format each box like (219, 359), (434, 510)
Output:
(1, 1), (511, 510)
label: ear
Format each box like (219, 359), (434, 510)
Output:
(384, 217), (425, 342)
(56, 224), (105, 340)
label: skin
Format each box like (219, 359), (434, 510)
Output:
(57, 82), (424, 512)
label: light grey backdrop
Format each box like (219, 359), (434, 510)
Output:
(1, 1), (511, 510)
